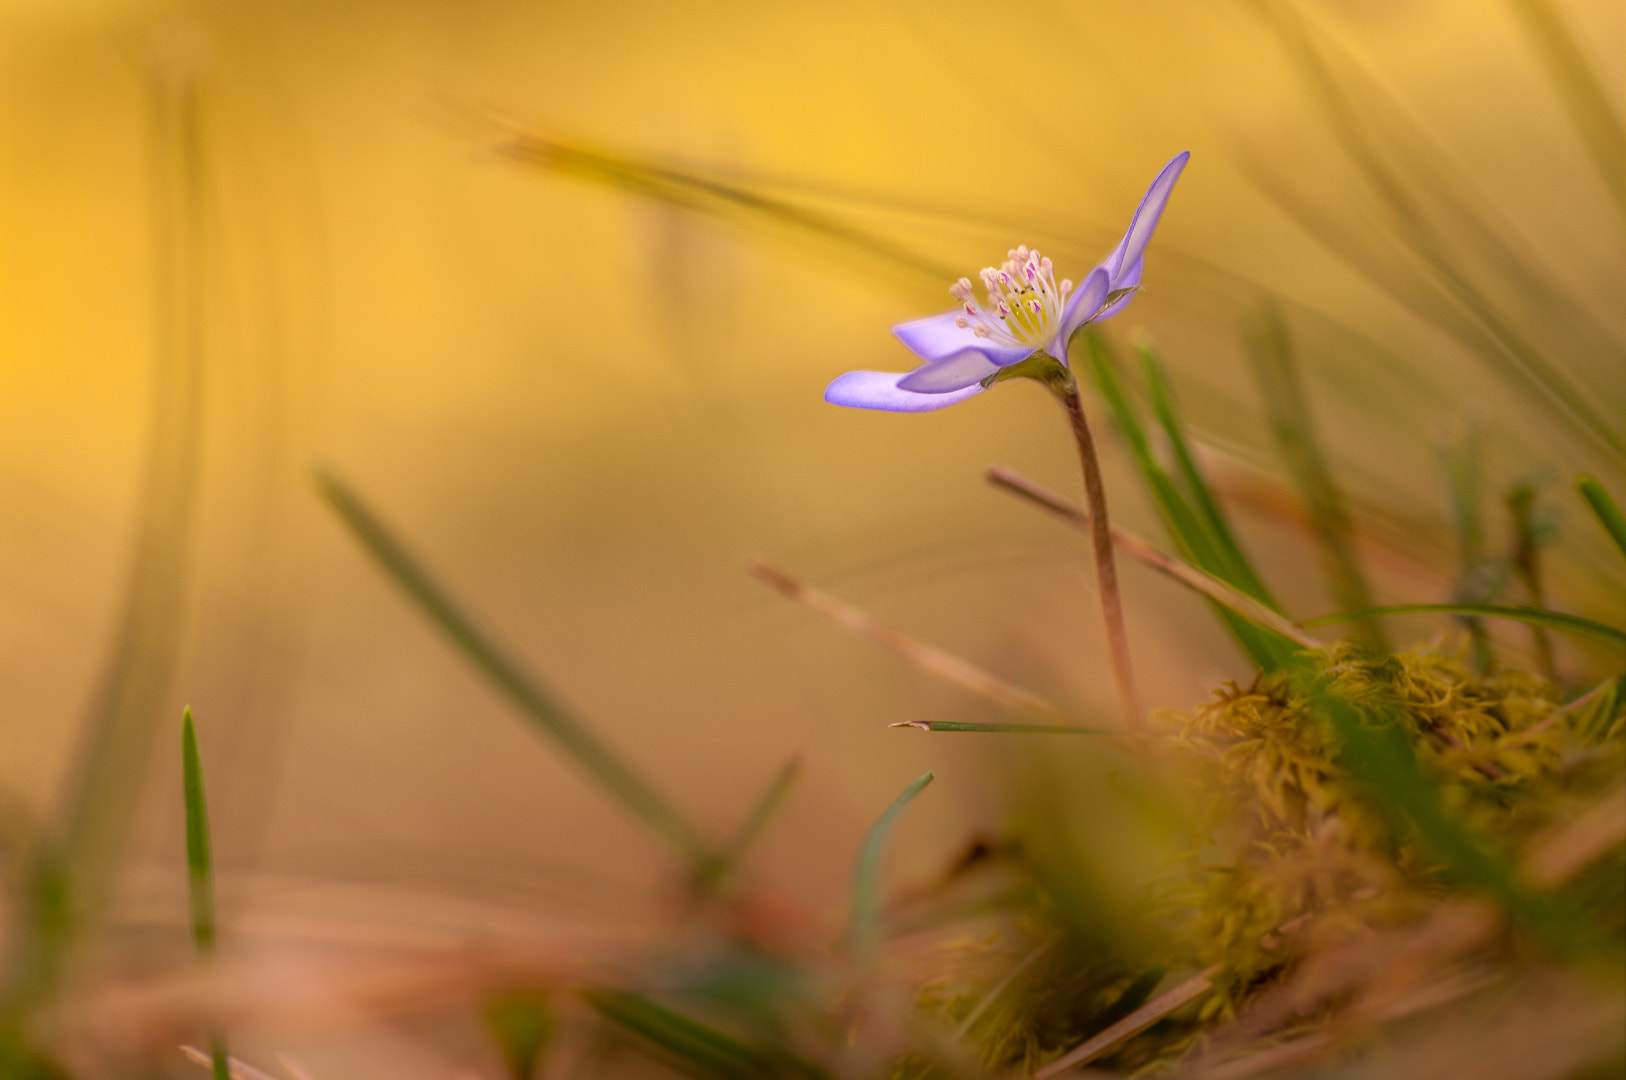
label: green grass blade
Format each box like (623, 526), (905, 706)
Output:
(484, 991), (555, 1080)
(722, 757), (801, 868)
(1302, 603), (1625, 645)
(180, 709), (229, 1080)
(1240, 305), (1388, 651)
(583, 988), (822, 1080)
(1506, 484), (1558, 681)
(1141, 343), (1279, 609)
(1307, 685), (1577, 951)
(313, 468), (713, 866)
(181, 709), (215, 955)
(849, 772), (933, 964)
(1577, 475), (1626, 562)
(1082, 331), (1296, 671)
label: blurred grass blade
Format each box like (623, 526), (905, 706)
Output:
(583, 988), (822, 1080)
(1140, 341), (1281, 611)
(1247, 1), (1626, 470)
(723, 757), (802, 868)
(501, 133), (956, 285)
(1302, 603), (1625, 646)
(986, 467), (1322, 649)
(4, 44), (214, 1019)
(1434, 416), (1501, 672)
(1081, 330), (1297, 670)
(1305, 683), (1576, 951)
(849, 772), (933, 964)
(484, 991), (554, 1080)
(1504, 0), (1626, 221)
(1576, 475), (1626, 561)
(1241, 304), (1387, 651)
(180, 709), (229, 1080)
(314, 468), (713, 866)
(1505, 484), (1558, 681)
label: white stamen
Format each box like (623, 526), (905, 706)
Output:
(948, 244), (1069, 350)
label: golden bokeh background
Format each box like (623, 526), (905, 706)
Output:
(0, 0), (1620, 1069)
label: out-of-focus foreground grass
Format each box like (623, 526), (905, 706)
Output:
(0, 0), (1620, 1073)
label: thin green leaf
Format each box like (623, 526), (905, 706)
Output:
(1433, 415), (1501, 672)
(1140, 342), (1280, 612)
(849, 772), (933, 964)
(1302, 603), (1625, 645)
(722, 757), (802, 868)
(313, 468), (713, 866)
(1240, 305), (1387, 651)
(1306, 684), (1578, 951)
(583, 988), (822, 1080)
(180, 709), (214, 955)
(1577, 475), (1626, 562)
(1082, 331), (1296, 670)
(1506, 483), (1558, 681)
(180, 709), (229, 1080)
(484, 991), (555, 1080)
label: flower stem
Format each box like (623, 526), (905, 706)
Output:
(1056, 381), (1142, 730)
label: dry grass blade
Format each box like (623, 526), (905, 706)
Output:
(747, 558), (1074, 720)
(1033, 965), (1221, 1078)
(986, 468), (1322, 650)
(953, 936), (1056, 1040)
(1524, 782), (1626, 886)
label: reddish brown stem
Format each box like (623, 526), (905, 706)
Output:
(1058, 383), (1142, 730)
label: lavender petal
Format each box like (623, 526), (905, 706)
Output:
(824, 370), (987, 412)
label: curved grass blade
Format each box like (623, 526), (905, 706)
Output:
(849, 772), (933, 965)
(1239, 306), (1387, 650)
(1504, 0), (1626, 222)
(1577, 475), (1626, 562)
(4, 51), (213, 1021)
(583, 988), (823, 1080)
(1302, 603), (1624, 646)
(181, 709), (229, 1080)
(314, 468), (713, 867)
(1141, 342), (1280, 612)
(1081, 332), (1297, 670)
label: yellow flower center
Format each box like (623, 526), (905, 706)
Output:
(950, 246), (1073, 350)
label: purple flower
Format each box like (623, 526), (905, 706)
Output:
(825, 152), (1190, 413)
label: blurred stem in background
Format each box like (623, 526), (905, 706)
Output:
(1243, 301), (1388, 653)
(1, 29), (211, 1024)
(1432, 414), (1507, 675)
(1502, 0), (1626, 223)
(1249, 0), (1626, 473)
(1504, 483), (1559, 683)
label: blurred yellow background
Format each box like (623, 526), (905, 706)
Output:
(0, 0), (1620, 1068)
